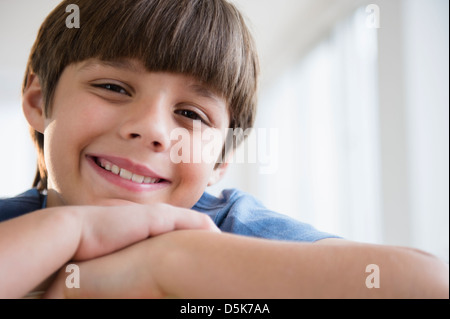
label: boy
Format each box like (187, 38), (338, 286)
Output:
(0, 0), (448, 299)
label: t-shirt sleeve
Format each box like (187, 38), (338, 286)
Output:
(195, 189), (341, 242)
(0, 189), (45, 222)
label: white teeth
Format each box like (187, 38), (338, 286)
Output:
(119, 168), (133, 180)
(143, 177), (160, 184)
(111, 165), (120, 175)
(144, 177), (160, 184)
(97, 158), (161, 184)
(143, 177), (152, 184)
(131, 174), (144, 183)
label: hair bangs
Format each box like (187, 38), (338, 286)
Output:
(39, 0), (250, 105)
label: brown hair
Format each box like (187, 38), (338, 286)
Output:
(23, 0), (259, 190)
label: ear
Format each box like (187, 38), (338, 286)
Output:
(207, 161), (230, 186)
(22, 72), (46, 133)
(207, 149), (234, 187)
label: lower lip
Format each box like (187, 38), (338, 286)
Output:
(86, 156), (170, 193)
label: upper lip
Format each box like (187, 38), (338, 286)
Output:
(87, 154), (168, 181)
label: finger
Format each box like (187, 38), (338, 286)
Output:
(75, 204), (220, 260)
(147, 205), (220, 235)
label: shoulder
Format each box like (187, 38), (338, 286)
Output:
(193, 188), (250, 210)
(193, 188), (266, 223)
(193, 189), (340, 242)
(0, 189), (46, 222)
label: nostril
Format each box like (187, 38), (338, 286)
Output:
(130, 133), (140, 139)
(152, 141), (162, 148)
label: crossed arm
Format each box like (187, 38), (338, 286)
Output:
(45, 231), (449, 299)
(0, 205), (448, 299)
(0, 203), (219, 298)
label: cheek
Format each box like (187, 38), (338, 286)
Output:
(177, 162), (216, 182)
(170, 127), (224, 164)
(51, 96), (117, 147)
(174, 129), (222, 178)
(198, 128), (225, 164)
(44, 97), (117, 177)
(171, 126), (224, 185)
(171, 161), (216, 207)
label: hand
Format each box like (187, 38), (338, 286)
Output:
(72, 203), (219, 261)
(10, 203), (217, 298)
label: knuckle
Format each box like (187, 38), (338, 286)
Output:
(198, 214), (215, 228)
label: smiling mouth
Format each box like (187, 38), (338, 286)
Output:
(93, 157), (164, 185)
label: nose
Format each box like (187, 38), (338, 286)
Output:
(118, 99), (172, 152)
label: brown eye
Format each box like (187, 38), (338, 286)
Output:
(175, 109), (209, 125)
(177, 110), (201, 120)
(94, 83), (130, 96)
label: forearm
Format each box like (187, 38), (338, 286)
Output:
(45, 229), (449, 299)
(155, 231), (449, 299)
(4, 202), (220, 299)
(0, 207), (82, 298)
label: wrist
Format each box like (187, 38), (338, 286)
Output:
(43, 206), (86, 260)
(151, 230), (227, 299)
(148, 231), (187, 298)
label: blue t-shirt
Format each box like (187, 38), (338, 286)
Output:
(0, 188), (338, 242)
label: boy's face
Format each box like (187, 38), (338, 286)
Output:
(36, 59), (229, 208)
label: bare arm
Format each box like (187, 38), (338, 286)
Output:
(45, 230), (449, 298)
(0, 205), (219, 298)
(0, 207), (80, 298)
(155, 232), (449, 298)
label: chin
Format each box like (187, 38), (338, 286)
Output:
(83, 198), (141, 207)
(90, 195), (174, 207)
